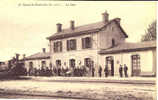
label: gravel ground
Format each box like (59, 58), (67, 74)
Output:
(0, 79), (156, 100)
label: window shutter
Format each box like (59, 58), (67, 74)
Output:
(89, 37), (92, 48)
(74, 40), (76, 50)
(70, 40), (73, 50)
(57, 42), (59, 52)
(60, 41), (62, 52)
(82, 38), (85, 49)
(85, 37), (88, 48)
(54, 42), (56, 52)
(67, 40), (69, 51)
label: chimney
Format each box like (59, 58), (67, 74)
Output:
(42, 48), (46, 53)
(115, 18), (121, 24)
(102, 11), (109, 23)
(70, 20), (75, 30)
(56, 23), (62, 33)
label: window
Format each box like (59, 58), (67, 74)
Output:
(82, 37), (92, 49)
(53, 41), (62, 52)
(41, 61), (46, 67)
(112, 39), (115, 47)
(56, 60), (61, 67)
(84, 58), (91, 68)
(131, 54), (141, 76)
(67, 39), (76, 51)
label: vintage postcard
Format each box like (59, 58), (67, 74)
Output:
(0, 0), (157, 100)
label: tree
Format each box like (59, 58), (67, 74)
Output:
(141, 20), (157, 41)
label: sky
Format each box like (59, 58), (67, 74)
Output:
(0, 1), (157, 61)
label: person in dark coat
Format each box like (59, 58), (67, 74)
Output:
(98, 66), (102, 77)
(46, 67), (50, 76)
(124, 64), (128, 77)
(91, 61), (95, 77)
(119, 65), (123, 77)
(74, 67), (77, 76)
(53, 67), (57, 76)
(92, 67), (95, 77)
(58, 67), (61, 76)
(79, 67), (82, 77)
(104, 65), (108, 77)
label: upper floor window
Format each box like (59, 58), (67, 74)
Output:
(82, 37), (92, 49)
(67, 39), (76, 51)
(112, 38), (115, 47)
(53, 41), (62, 52)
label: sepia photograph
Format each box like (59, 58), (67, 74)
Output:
(0, 0), (157, 100)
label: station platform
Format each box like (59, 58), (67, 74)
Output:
(24, 76), (156, 85)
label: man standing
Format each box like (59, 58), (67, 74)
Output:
(91, 61), (95, 77)
(104, 65), (108, 77)
(58, 67), (61, 76)
(92, 67), (95, 77)
(119, 65), (123, 77)
(124, 64), (128, 77)
(98, 66), (102, 77)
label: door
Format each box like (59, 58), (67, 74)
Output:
(106, 56), (114, 76)
(131, 55), (141, 76)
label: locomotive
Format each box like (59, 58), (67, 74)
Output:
(0, 54), (27, 78)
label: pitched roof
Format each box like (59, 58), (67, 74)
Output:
(47, 18), (128, 40)
(99, 41), (156, 54)
(25, 52), (50, 60)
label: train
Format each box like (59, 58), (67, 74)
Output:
(0, 54), (27, 79)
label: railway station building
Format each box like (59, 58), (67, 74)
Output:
(47, 11), (156, 77)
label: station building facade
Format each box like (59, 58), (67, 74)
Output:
(24, 48), (51, 73)
(47, 11), (156, 77)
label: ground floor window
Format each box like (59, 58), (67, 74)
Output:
(41, 61), (46, 68)
(131, 54), (141, 76)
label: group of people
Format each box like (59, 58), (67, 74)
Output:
(51, 67), (88, 77)
(27, 63), (128, 78)
(98, 66), (109, 77)
(119, 64), (128, 77)
(28, 65), (89, 77)
(28, 66), (52, 76)
(97, 64), (128, 78)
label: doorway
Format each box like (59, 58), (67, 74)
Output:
(106, 56), (114, 76)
